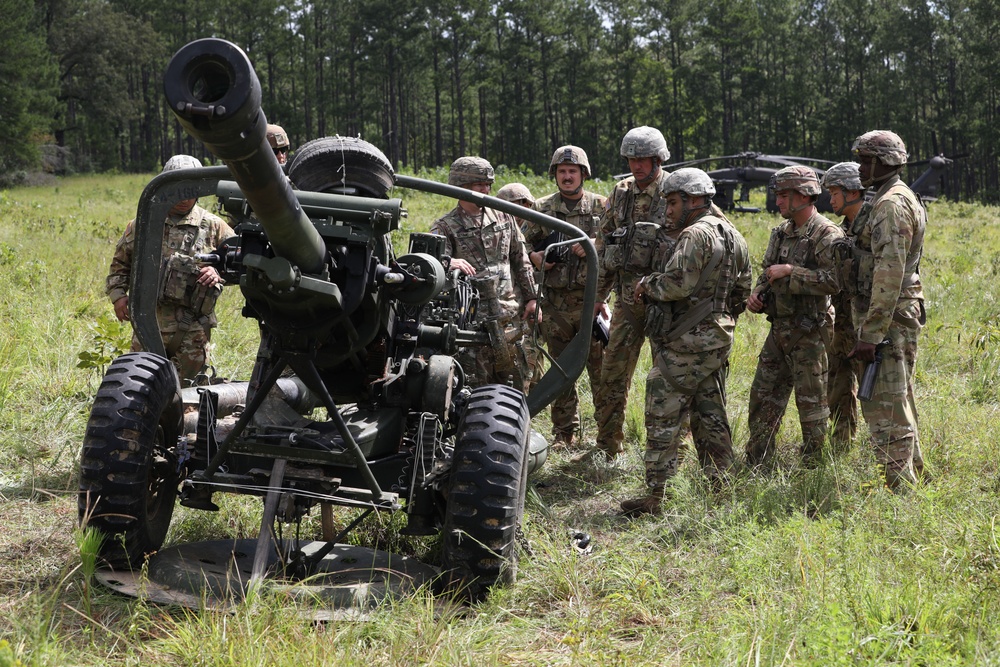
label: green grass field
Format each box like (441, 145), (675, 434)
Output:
(1, 172), (1000, 665)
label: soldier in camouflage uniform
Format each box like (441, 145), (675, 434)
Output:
(107, 155), (235, 383)
(522, 146), (607, 450)
(267, 124), (291, 165)
(745, 165), (844, 466)
(821, 162), (865, 451)
(497, 183), (545, 391)
(430, 157), (538, 391)
(849, 130), (927, 490)
(624, 169), (752, 515)
(593, 126), (673, 459)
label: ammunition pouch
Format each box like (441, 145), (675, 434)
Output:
(645, 301), (674, 343)
(832, 236), (857, 297)
(603, 221), (680, 277)
(624, 222), (660, 274)
(602, 225), (629, 273)
(762, 286), (778, 319)
(542, 262), (570, 290)
(852, 244), (875, 299)
(161, 252), (221, 317)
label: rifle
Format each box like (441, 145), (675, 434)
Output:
(533, 230), (571, 264)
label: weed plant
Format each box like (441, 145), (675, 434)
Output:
(1, 174), (999, 665)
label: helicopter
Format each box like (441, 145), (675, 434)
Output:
(616, 151), (961, 214)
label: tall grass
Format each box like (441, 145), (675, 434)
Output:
(1, 175), (1000, 665)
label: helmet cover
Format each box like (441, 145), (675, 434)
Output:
(448, 156), (495, 186)
(821, 161), (863, 191)
(770, 165), (822, 196)
(496, 182), (535, 204)
(548, 145), (591, 179)
(852, 130), (907, 166)
(663, 168), (716, 198)
(619, 126), (670, 162)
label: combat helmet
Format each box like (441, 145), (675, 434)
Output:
(266, 124), (290, 150)
(496, 183), (535, 205)
(663, 168), (716, 198)
(821, 162), (863, 192)
(162, 155), (202, 172)
(448, 156), (495, 186)
(769, 165), (822, 196)
(548, 145), (591, 179)
(620, 126), (670, 162)
(852, 130), (907, 166)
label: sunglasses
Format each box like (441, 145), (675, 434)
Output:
(273, 147), (288, 155)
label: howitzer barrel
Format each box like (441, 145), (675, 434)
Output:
(164, 38), (326, 274)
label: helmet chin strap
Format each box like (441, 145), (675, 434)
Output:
(860, 155), (901, 189)
(642, 162), (661, 187)
(859, 155), (879, 188)
(680, 195), (710, 225)
(782, 191), (812, 217)
(832, 193), (863, 216)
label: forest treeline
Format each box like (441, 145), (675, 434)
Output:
(3, 0), (998, 201)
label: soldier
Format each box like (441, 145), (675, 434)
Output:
(745, 165), (844, 466)
(496, 182), (535, 210)
(107, 155), (235, 383)
(593, 126), (673, 460)
(821, 162), (865, 451)
(267, 124), (291, 165)
(497, 182), (544, 391)
(849, 130), (927, 490)
(430, 157), (539, 390)
(624, 169), (751, 515)
(521, 146), (607, 450)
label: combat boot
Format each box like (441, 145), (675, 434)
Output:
(569, 441), (623, 464)
(552, 432), (577, 451)
(620, 486), (667, 516)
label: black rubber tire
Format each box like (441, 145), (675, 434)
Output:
(288, 136), (394, 198)
(78, 352), (182, 569)
(441, 384), (530, 602)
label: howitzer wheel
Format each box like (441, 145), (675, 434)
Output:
(440, 384), (531, 602)
(288, 136), (394, 198)
(78, 352), (182, 569)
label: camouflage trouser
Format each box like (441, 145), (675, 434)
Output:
(828, 303), (858, 451)
(746, 317), (831, 464)
(540, 289), (604, 439)
(644, 346), (735, 489)
(132, 325), (212, 384)
(522, 330), (545, 392)
(594, 298), (646, 454)
(457, 321), (528, 393)
(858, 301), (925, 489)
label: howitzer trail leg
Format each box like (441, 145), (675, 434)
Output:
(295, 358), (393, 505)
(250, 458), (287, 587)
(199, 356), (288, 480)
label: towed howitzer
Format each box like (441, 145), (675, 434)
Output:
(78, 37), (598, 602)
